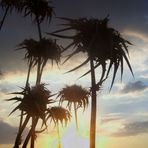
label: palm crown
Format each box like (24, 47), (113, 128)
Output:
(50, 17), (134, 88)
(58, 84), (90, 111)
(46, 106), (71, 126)
(18, 38), (61, 65)
(0, 0), (24, 12)
(23, 0), (54, 23)
(8, 84), (53, 119)
(0, 0), (54, 31)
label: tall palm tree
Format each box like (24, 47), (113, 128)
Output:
(16, 36), (61, 148)
(0, 0), (24, 30)
(19, 1), (56, 147)
(1, 1), (57, 148)
(57, 84), (90, 132)
(46, 106), (71, 148)
(7, 84), (54, 148)
(48, 16), (134, 148)
(22, 0), (55, 89)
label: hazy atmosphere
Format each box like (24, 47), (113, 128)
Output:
(0, 0), (148, 148)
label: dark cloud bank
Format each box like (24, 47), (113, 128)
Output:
(0, 120), (28, 144)
(0, 120), (18, 144)
(0, 0), (147, 73)
(113, 121), (148, 137)
(121, 81), (148, 93)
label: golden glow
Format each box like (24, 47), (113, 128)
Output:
(36, 133), (57, 148)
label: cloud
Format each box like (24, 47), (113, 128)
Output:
(0, 120), (18, 144)
(112, 121), (148, 137)
(101, 113), (123, 124)
(0, 120), (29, 144)
(121, 81), (148, 93)
(123, 30), (148, 42)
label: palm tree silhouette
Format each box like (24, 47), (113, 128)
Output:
(21, 0), (55, 86)
(17, 38), (61, 85)
(1, 1), (55, 146)
(23, 0), (54, 39)
(0, 0), (24, 30)
(46, 106), (71, 148)
(15, 37), (61, 148)
(49, 16), (134, 148)
(57, 84), (90, 132)
(7, 84), (54, 148)
(16, 1), (56, 147)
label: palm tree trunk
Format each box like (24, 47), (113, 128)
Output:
(26, 60), (33, 87)
(74, 102), (79, 133)
(22, 129), (31, 148)
(0, 6), (9, 30)
(22, 117), (38, 148)
(17, 60), (33, 143)
(36, 16), (42, 41)
(90, 58), (97, 148)
(35, 16), (43, 85)
(13, 115), (30, 148)
(30, 117), (37, 148)
(39, 60), (47, 83)
(57, 121), (61, 148)
(36, 57), (41, 85)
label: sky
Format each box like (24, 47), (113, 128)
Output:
(0, 0), (148, 148)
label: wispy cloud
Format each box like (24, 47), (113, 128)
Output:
(120, 81), (148, 94)
(100, 113), (123, 124)
(112, 121), (148, 137)
(123, 30), (148, 42)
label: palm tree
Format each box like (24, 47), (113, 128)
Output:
(18, 2), (56, 147)
(46, 106), (71, 148)
(15, 37), (61, 148)
(7, 84), (54, 148)
(22, 0), (55, 87)
(0, 0), (24, 30)
(48, 16), (134, 148)
(57, 84), (90, 132)
(17, 38), (61, 85)
(0, 0), (54, 33)
(23, 0), (54, 39)
(1, 1), (58, 147)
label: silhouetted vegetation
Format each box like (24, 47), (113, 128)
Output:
(0, 1), (134, 148)
(49, 16), (133, 148)
(58, 84), (90, 132)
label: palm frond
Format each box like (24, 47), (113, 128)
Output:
(58, 85), (90, 111)
(23, 0), (54, 23)
(49, 17), (134, 89)
(65, 58), (90, 73)
(46, 106), (71, 126)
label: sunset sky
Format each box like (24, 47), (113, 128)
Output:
(0, 0), (148, 148)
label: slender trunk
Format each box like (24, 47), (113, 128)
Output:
(57, 121), (61, 148)
(36, 57), (41, 85)
(13, 115), (30, 148)
(0, 6), (9, 31)
(90, 58), (97, 148)
(36, 16), (42, 41)
(30, 117), (37, 148)
(74, 102), (79, 133)
(39, 60), (47, 84)
(22, 117), (38, 148)
(26, 60), (33, 87)
(35, 16), (42, 85)
(17, 60), (33, 143)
